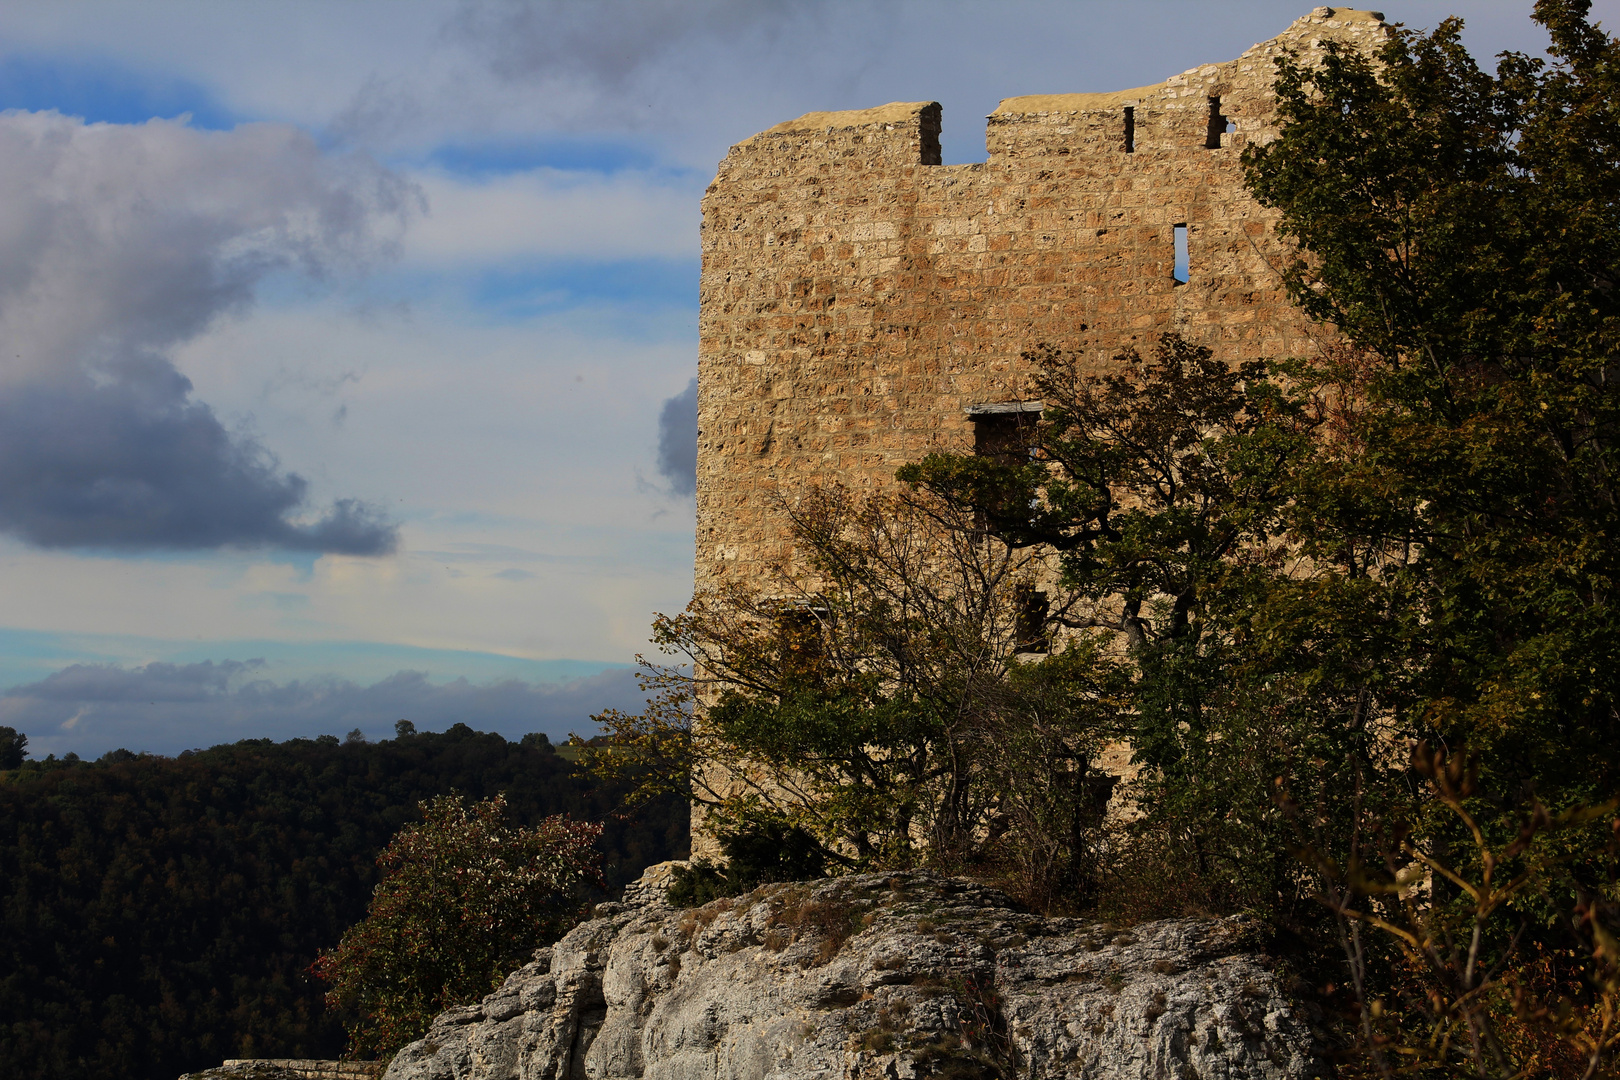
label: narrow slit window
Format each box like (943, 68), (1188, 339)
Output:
(1205, 96), (1227, 149)
(1173, 223), (1189, 284)
(1123, 106), (1135, 153)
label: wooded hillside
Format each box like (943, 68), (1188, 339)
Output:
(0, 726), (686, 1080)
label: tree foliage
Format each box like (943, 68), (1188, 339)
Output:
(593, 483), (1125, 906)
(0, 726), (25, 770)
(312, 794), (602, 1059)
(1243, 0), (1620, 806)
(1224, 3), (1620, 1070)
(0, 726), (686, 1080)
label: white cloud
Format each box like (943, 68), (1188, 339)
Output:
(0, 295), (699, 665)
(0, 110), (417, 551)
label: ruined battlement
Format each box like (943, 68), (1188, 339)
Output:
(696, 8), (1388, 592)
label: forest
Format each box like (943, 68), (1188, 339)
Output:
(0, 724), (686, 1080)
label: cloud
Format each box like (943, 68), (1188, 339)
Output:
(404, 168), (697, 265)
(656, 376), (697, 497)
(0, 109), (416, 552)
(445, 0), (804, 113)
(0, 659), (650, 757)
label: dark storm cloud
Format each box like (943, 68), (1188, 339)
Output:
(0, 375), (396, 552)
(0, 660), (647, 758)
(0, 110), (416, 553)
(655, 376), (697, 497)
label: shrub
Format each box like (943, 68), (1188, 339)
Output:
(313, 793), (601, 1059)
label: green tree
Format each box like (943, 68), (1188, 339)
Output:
(897, 0), (1620, 978)
(313, 794), (602, 1059)
(0, 726), (685, 1080)
(1242, 0), (1620, 808)
(1228, 3), (1620, 1071)
(594, 483), (1125, 907)
(901, 334), (1364, 917)
(0, 727), (25, 770)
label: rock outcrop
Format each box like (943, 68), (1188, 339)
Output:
(384, 871), (1322, 1080)
(180, 1060), (384, 1079)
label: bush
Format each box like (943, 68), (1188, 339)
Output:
(313, 794), (602, 1059)
(667, 819), (827, 907)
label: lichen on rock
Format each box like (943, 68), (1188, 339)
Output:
(383, 870), (1322, 1080)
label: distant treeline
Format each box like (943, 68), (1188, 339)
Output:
(0, 725), (688, 1080)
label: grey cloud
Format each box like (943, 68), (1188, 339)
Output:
(1, 660), (647, 758)
(656, 376), (697, 497)
(447, 0), (800, 90)
(0, 110), (416, 553)
(439, 0), (842, 134)
(0, 377), (396, 551)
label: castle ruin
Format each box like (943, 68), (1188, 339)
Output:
(694, 8), (1387, 590)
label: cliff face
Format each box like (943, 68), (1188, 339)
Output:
(384, 871), (1323, 1080)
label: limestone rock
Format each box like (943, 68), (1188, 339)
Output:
(383, 871), (1322, 1080)
(179, 1060), (383, 1079)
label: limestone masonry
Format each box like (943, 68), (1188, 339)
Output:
(695, 8), (1387, 590)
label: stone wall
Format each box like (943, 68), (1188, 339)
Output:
(695, 7), (1387, 592)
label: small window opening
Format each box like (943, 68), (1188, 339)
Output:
(777, 607), (824, 684)
(1013, 582), (1050, 654)
(970, 404), (1042, 466)
(1123, 106), (1135, 154)
(1173, 223), (1189, 284)
(1078, 773), (1119, 826)
(1206, 97), (1230, 148)
(967, 402), (1043, 539)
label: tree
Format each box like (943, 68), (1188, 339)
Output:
(0, 727), (26, 770)
(900, 334), (1370, 917)
(313, 794), (602, 1059)
(898, 0), (1620, 963)
(1227, 4), (1620, 1071)
(593, 483), (1124, 907)
(1242, 0), (1620, 808)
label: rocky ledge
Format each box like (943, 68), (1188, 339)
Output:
(385, 869), (1321, 1080)
(181, 1061), (384, 1079)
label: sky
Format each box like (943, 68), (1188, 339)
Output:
(0, 0), (1609, 759)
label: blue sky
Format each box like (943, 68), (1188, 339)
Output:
(0, 0), (1607, 758)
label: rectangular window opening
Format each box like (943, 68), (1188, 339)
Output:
(1123, 106), (1135, 153)
(969, 403), (1043, 466)
(776, 606), (826, 685)
(967, 402), (1043, 540)
(1014, 582), (1051, 654)
(1173, 223), (1189, 284)
(1205, 96), (1227, 149)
